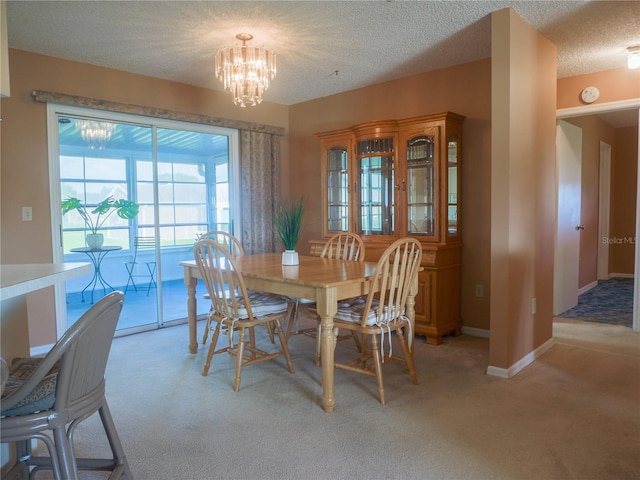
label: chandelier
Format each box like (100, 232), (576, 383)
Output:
(215, 33), (276, 108)
(76, 119), (116, 150)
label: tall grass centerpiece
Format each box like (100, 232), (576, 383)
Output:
(273, 197), (304, 265)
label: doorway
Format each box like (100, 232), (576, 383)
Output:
(48, 104), (241, 336)
(556, 99), (640, 331)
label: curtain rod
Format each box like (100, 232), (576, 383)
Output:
(31, 90), (285, 137)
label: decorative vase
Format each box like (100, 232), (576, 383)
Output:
(86, 233), (104, 250)
(282, 249), (299, 266)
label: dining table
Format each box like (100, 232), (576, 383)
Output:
(180, 253), (419, 413)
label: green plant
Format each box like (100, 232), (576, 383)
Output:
(61, 196), (139, 234)
(273, 197), (304, 251)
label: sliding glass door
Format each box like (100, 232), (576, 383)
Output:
(50, 105), (239, 335)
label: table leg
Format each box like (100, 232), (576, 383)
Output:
(316, 287), (338, 413)
(406, 272), (418, 351)
(184, 270), (198, 354)
(79, 266), (99, 303)
(78, 250), (117, 303)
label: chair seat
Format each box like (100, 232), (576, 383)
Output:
(1, 358), (60, 417)
(237, 292), (290, 318)
(334, 298), (405, 326)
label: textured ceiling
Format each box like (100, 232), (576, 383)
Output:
(6, 0), (640, 115)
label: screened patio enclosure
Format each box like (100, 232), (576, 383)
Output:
(56, 110), (239, 333)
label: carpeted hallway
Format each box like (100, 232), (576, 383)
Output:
(30, 314), (640, 480)
(557, 277), (634, 327)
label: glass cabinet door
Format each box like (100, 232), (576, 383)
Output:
(326, 146), (349, 233)
(447, 135), (459, 236)
(357, 137), (394, 236)
(406, 135), (435, 236)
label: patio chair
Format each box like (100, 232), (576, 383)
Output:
(194, 239), (294, 392)
(0, 291), (132, 479)
(300, 232), (366, 365)
(124, 236), (157, 295)
(332, 237), (422, 404)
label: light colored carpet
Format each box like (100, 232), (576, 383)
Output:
(31, 314), (640, 479)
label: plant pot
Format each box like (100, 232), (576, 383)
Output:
(282, 250), (299, 266)
(86, 233), (104, 250)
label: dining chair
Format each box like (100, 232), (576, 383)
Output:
(197, 231), (245, 344)
(332, 237), (422, 404)
(194, 239), (295, 392)
(0, 291), (132, 479)
(299, 232), (366, 365)
(196, 230), (281, 345)
(197, 230), (245, 256)
(124, 235), (157, 295)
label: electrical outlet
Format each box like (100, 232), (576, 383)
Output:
(22, 206), (33, 221)
(475, 284), (484, 297)
(531, 298), (537, 315)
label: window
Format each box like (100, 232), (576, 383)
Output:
(60, 153), (133, 251)
(57, 114), (237, 254)
(52, 105), (240, 333)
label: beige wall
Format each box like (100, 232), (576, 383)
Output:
(564, 116), (640, 285)
(489, 8), (557, 370)
(557, 67), (640, 109)
(288, 59), (492, 333)
(610, 126), (639, 275)
(0, 49), (289, 347)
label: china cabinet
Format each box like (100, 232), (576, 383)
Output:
(312, 112), (464, 344)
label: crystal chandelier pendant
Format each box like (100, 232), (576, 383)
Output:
(215, 33), (277, 107)
(76, 119), (116, 150)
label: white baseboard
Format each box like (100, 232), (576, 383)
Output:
(30, 343), (54, 357)
(486, 337), (555, 379)
(578, 281), (597, 296)
(461, 325), (490, 338)
(609, 273), (634, 279)
(580, 274), (633, 295)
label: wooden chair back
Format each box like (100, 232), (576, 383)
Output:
(194, 239), (252, 320)
(358, 237), (422, 327)
(321, 232), (365, 262)
(198, 230), (244, 256)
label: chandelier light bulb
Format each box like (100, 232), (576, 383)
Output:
(215, 33), (276, 107)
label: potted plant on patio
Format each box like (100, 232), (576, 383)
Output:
(273, 196), (304, 265)
(62, 196), (140, 250)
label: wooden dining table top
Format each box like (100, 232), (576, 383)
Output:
(181, 253), (380, 292)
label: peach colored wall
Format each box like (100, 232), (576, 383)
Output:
(1, 49), (289, 348)
(489, 9), (557, 370)
(565, 116), (617, 287)
(557, 68), (640, 109)
(610, 126), (639, 275)
(288, 59), (492, 332)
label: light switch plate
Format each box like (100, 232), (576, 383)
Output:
(22, 206), (33, 221)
